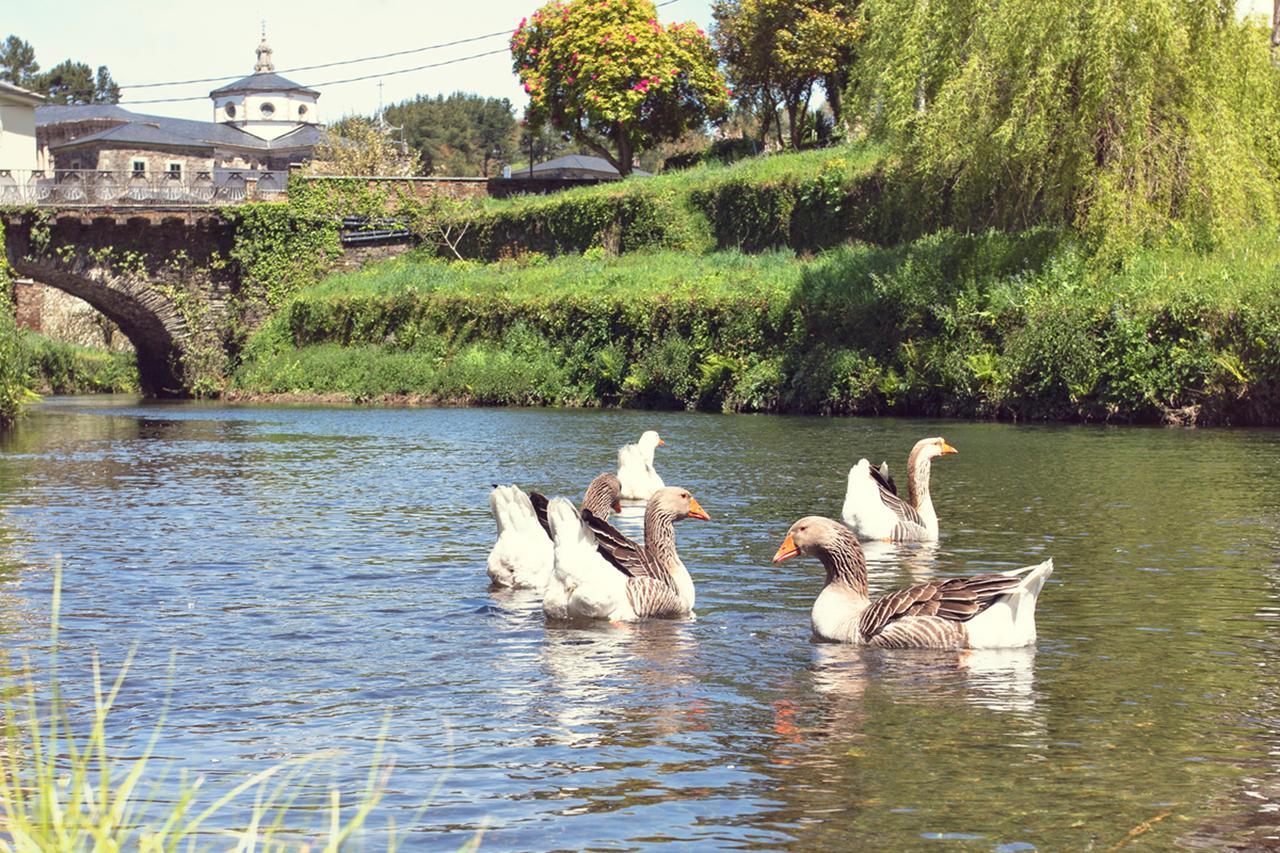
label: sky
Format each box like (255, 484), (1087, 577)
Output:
(6, 0), (716, 123)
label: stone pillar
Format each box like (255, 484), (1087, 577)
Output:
(13, 279), (43, 333)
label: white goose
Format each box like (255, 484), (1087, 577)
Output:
(486, 485), (553, 589)
(487, 474), (621, 590)
(616, 430), (666, 501)
(774, 516), (1053, 649)
(543, 486), (709, 622)
(842, 437), (956, 542)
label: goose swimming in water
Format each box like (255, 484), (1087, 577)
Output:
(774, 515), (1053, 649)
(543, 486), (709, 621)
(616, 430), (666, 501)
(487, 473), (622, 590)
(842, 437), (957, 542)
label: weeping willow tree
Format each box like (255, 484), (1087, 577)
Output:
(852, 0), (1280, 251)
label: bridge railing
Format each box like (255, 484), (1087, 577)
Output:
(0, 169), (287, 208)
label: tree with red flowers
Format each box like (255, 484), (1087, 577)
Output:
(511, 0), (730, 176)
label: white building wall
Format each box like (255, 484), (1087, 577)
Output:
(0, 99), (39, 171)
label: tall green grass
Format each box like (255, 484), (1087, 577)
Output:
(234, 228), (1280, 424)
(0, 563), (462, 850)
(20, 333), (140, 395)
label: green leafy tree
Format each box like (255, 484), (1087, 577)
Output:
(853, 0), (1280, 250)
(511, 0), (730, 176)
(36, 59), (120, 104)
(306, 116), (422, 176)
(384, 93), (519, 176)
(0, 36), (38, 87)
(712, 0), (859, 149)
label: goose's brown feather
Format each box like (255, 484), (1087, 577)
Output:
(858, 573), (1021, 643)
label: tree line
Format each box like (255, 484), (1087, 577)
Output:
(0, 35), (120, 104)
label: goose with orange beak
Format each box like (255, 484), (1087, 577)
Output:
(842, 437), (958, 542)
(774, 515), (1053, 648)
(543, 487), (710, 621)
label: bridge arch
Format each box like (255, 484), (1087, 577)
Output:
(10, 255), (191, 395)
(3, 211), (235, 397)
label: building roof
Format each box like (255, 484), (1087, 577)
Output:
(515, 154), (651, 178)
(209, 71), (319, 98)
(36, 103), (134, 124)
(0, 80), (45, 106)
(39, 104), (325, 153)
(51, 121), (214, 151)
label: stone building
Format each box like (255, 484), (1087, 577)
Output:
(36, 33), (323, 181)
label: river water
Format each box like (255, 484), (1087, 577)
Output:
(2, 397), (1279, 849)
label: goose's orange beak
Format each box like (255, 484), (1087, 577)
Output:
(612, 499), (622, 513)
(658, 437), (667, 446)
(941, 441), (958, 455)
(687, 496), (710, 520)
(772, 533), (799, 563)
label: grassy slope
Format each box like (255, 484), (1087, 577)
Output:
(236, 227), (1280, 424)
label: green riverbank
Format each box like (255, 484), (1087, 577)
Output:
(233, 228), (1280, 425)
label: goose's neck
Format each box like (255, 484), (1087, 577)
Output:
(816, 531), (869, 600)
(906, 446), (939, 535)
(643, 506), (681, 576)
(580, 479), (615, 518)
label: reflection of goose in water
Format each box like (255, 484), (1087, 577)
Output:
(861, 538), (941, 583)
(537, 620), (702, 746)
(953, 646), (1039, 715)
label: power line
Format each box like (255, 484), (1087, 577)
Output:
(119, 30), (513, 90)
(117, 0), (684, 94)
(120, 48), (511, 105)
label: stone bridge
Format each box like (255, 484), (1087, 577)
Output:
(3, 207), (414, 397)
(3, 210), (238, 396)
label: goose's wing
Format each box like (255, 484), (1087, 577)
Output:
(529, 491), (552, 539)
(874, 475), (922, 527)
(580, 510), (655, 577)
(859, 574), (1022, 643)
(871, 462), (898, 497)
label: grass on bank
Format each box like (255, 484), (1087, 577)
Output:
(234, 228), (1280, 425)
(0, 564), (450, 851)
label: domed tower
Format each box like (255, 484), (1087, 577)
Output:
(209, 28), (319, 140)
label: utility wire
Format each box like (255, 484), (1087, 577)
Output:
(117, 0), (684, 95)
(120, 30), (512, 90)
(120, 48), (511, 105)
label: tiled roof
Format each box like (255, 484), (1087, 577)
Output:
(51, 121), (214, 151)
(38, 104), (323, 152)
(209, 71), (319, 98)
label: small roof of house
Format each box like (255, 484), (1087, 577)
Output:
(38, 104), (325, 153)
(0, 80), (46, 106)
(209, 71), (319, 99)
(515, 153), (651, 178)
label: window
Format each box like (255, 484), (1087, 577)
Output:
(131, 159), (147, 174)
(70, 159), (82, 170)
(225, 102), (236, 118)
(297, 104), (308, 117)
(168, 162), (182, 176)
(260, 102), (275, 117)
